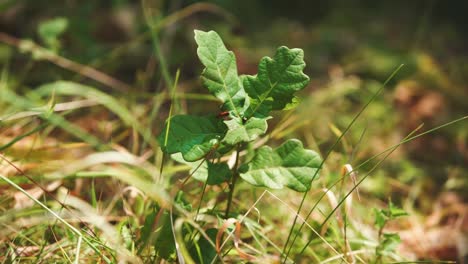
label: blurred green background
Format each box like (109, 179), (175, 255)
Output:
(2, 0), (466, 190)
(1, 0), (467, 262)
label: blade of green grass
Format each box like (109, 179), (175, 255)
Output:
(0, 87), (104, 149)
(286, 124), (424, 259)
(0, 174), (112, 263)
(33, 81), (157, 150)
(74, 236), (82, 264)
(163, 69), (180, 148)
(281, 64), (405, 262)
(297, 115), (467, 256)
(0, 122), (48, 151)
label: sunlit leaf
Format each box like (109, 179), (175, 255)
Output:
(38, 17), (68, 51)
(222, 116), (269, 145)
(239, 139), (321, 192)
(388, 201), (408, 218)
(374, 208), (387, 229)
(243, 46), (309, 117)
(194, 30), (247, 118)
(158, 115), (226, 161)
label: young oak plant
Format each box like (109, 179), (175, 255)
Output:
(158, 30), (322, 217)
(373, 200), (408, 263)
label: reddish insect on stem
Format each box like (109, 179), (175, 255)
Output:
(217, 111), (229, 118)
(217, 111), (231, 120)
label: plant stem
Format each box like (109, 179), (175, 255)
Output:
(195, 178), (209, 221)
(374, 223), (385, 264)
(281, 64), (405, 263)
(224, 144), (241, 218)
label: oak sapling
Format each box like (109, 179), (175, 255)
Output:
(374, 200), (408, 263)
(158, 30), (322, 218)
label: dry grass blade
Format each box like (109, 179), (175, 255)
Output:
(0, 99), (98, 122)
(56, 188), (142, 263)
(216, 218), (256, 261)
(0, 174), (112, 263)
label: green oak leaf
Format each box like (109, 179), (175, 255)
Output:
(388, 201), (408, 218)
(243, 46), (309, 117)
(373, 208), (387, 229)
(194, 30), (247, 118)
(239, 139), (321, 192)
(192, 161), (232, 185)
(172, 153), (232, 185)
(222, 116), (269, 145)
(38, 17), (68, 51)
(216, 141), (235, 155)
(153, 211), (177, 260)
(191, 228), (218, 264)
(157, 115), (226, 162)
(377, 233), (401, 256)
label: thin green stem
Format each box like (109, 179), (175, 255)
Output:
(224, 144), (241, 218)
(195, 177), (209, 221)
(296, 116), (467, 256)
(159, 69), (180, 177)
(0, 174), (112, 263)
(285, 124), (423, 260)
(281, 64), (404, 263)
(374, 203), (389, 264)
(180, 157), (207, 189)
(0, 122), (48, 151)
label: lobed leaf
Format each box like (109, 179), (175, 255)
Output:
(222, 116), (269, 145)
(157, 115), (226, 161)
(388, 201), (408, 218)
(376, 233), (401, 256)
(172, 153), (232, 185)
(191, 228), (218, 264)
(239, 139), (321, 192)
(38, 17), (68, 51)
(194, 30), (247, 118)
(374, 208), (387, 229)
(243, 46), (310, 117)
